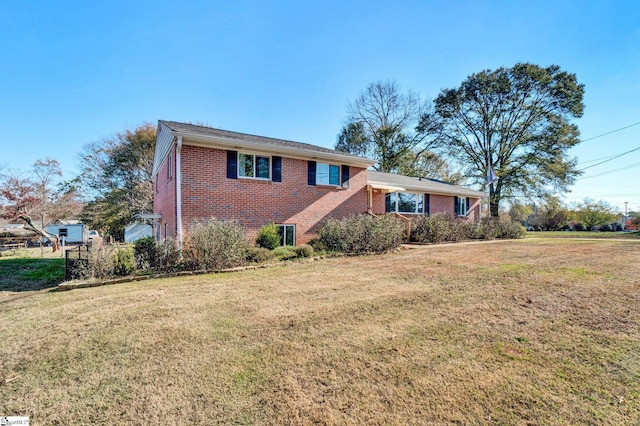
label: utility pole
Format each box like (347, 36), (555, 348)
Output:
(625, 201), (628, 217)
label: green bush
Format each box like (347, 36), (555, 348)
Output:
(133, 236), (159, 270)
(256, 223), (281, 250)
(273, 246), (299, 260)
(183, 218), (249, 270)
(319, 214), (405, 254)
(113, 245), (135, 276)
(246, 247), (276, 263)
(295, 244), (314, 258)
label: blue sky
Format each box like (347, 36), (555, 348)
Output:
(2, 1), (639, 213)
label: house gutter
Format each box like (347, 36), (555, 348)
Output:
(176, 136), (183, 249)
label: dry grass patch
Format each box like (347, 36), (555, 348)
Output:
(1, 239), (639, 424)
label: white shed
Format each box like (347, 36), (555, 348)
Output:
(125, 222), (152, 243)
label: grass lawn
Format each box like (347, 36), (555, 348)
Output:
(1, 238), (639, 424)
(526, 230), (640, 239)
(0, 247), (65, 297)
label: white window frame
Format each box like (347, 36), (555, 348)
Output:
(386, 192), (424, 214)
(457, 197), (468, 216)
(238, 152), (271, 180)
(277, 224), (295, 246)
(316, 162), (340, 186)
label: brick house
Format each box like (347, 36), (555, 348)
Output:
(152, 120), (484, 246)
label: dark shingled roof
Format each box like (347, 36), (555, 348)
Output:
(368, 171), (485, 197)
(160, 120), (368, 161)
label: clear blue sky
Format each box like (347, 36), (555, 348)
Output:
(2, 1), (639, 213)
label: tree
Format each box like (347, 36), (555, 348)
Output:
(336, 81), (437, 173)
(77, 123), (156, 240)
(508, 202), (534, 225)
(0, 160), (82, 251)
(394, 150), (465, 184)
(573, 198), (617, 230)
(33, 158), (62, 230)
(421, 63), (585, 216)
(529, 195), (570, 230)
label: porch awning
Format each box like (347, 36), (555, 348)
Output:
(367, 183), (406, 193)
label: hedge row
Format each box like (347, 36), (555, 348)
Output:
(73, 214), (524, 281)
(411, 213), (525, 243)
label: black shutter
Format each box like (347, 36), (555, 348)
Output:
(272, 156), (282, 182)
(466, 197), (470, 216)
(307, 161), (316, 186)
(425, 194), (430, 216)
(454, 196), (460, 216)
(227, 150), (238, 179)
(341, 165), (350, 189)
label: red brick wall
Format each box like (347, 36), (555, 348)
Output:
(429, 194), (454, 215)
(468, 198), (481, 221)
(153, 145), (177, 240)
(370, 188), (386, 214)
(175, 145), (369, 244)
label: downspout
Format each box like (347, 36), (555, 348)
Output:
(176, 136), (183, 250)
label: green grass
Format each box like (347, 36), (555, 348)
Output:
(526, 230), (640, 239)
(0, 257), (64, 293)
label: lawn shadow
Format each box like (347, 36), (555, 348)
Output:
(0, 257), (65, 294)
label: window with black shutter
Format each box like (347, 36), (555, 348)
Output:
(227, 150), (238, 179)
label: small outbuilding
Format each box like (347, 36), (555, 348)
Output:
(124, 222), (153, 243)
(45, 220), (88, 244)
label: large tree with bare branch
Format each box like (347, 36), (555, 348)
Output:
(420, 63), (585, 216)
(336, 81), (439, 173)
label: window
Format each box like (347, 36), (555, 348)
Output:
(277, 224), (295, 246)
(238, 153), (270, 179)
(385, 192), (424, 214)
(167, 153), (173, 180)
(316, 162), (340, 186)
(58, 228), (68, 237)
(455, 197), (468, 217)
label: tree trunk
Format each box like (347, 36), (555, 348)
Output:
(19, 214), (60, 252)
(489, 185), (500, 217)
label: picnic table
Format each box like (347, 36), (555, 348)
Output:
(0, 242), (27, 256)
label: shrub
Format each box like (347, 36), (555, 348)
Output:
(412, 214), (525, 243)
(133, 236), (160, 270)
(296, 244), (314, 258)
(273, 246), (299, 260)
(307, 238), (327, 252)
(256, 223), (281, 250)
(113, 245), (135, 276)
(246, 247), (276, 263)
(81, 242), (115, 280)
(158, 238), (181, 271)
(182, 218), (249, 270)
(412, 213), (460, 243)
(319, 214), (405, 254)
(494, 220), (526, 239)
